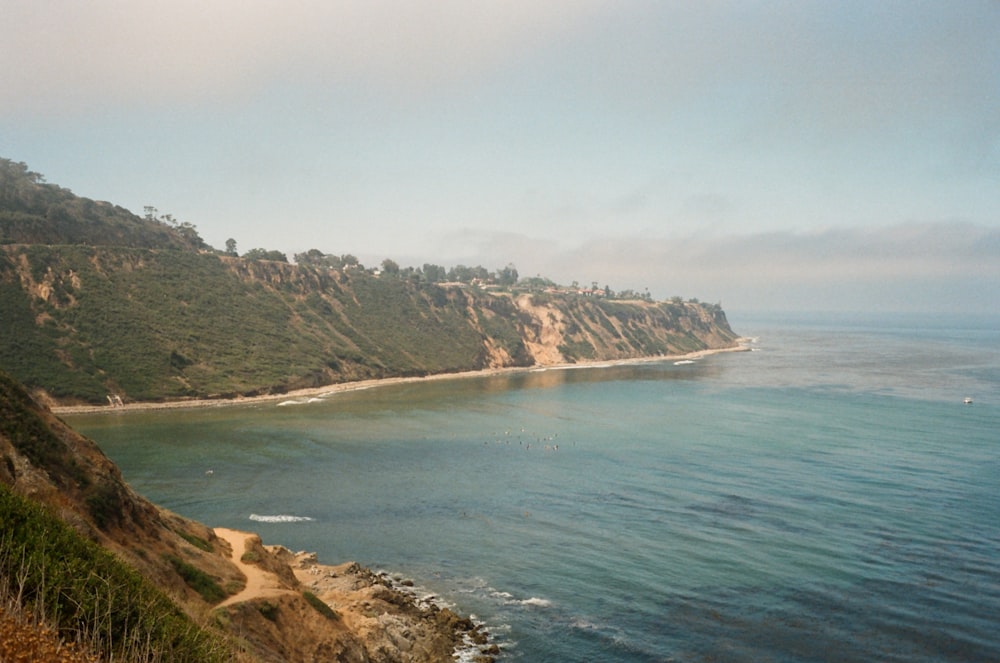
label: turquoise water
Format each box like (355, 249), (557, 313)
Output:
(70, 312), (1000, 662)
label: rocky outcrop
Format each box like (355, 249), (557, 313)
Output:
(219, 547), (495, 663)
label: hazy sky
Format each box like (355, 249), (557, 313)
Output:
(2, 1), (998, 316)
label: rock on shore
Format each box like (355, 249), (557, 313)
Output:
(217, 542), (497, 663)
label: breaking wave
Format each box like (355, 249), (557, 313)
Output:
(248, 513), (315, 523)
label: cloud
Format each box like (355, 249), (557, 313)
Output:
(0, 0), (609, 117)
(8, 2), (996, 131)
(439, 222), (1000, 313)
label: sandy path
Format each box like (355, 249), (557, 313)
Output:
(214, 528), (295, 608)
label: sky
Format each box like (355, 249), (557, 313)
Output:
(2, 1), (998, 316)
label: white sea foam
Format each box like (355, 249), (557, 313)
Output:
(673, 359), (695, 365)
(248, 513), (314, 523)
(488, 588), (551, 608)
(520, 597), (552, 607)
(571, 617), (601, 631)
(277, 397), (325, 406)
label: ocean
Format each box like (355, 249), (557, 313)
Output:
(69, 311), (1000, 662)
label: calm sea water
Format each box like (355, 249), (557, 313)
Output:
(70, 312), (1000, 662)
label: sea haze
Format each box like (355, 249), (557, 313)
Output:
(71, 312), (1000, 662)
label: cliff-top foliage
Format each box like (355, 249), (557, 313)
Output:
(0, 158), (205, 250)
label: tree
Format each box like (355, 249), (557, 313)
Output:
(242, 248), (287, 262)
(381, 258), (400, 275)
(497, 263), (519, 286)
(422, 263), (447, 283)
(448, 265), (473, 283)
(175, 221), (206, 249)
(295, 249), (343, 269)
(224, 238), (238, 256)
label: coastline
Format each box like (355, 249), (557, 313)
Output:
(53, 342), (751, 416)
(209, 527), (493, 661)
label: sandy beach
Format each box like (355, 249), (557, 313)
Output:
(53, 343), (750, 416)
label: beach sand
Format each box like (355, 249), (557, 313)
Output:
(53, 343), (750, 416)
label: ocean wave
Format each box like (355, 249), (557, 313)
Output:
(673, 359), (695, 365)
(570, 617), (601, 631)
(276, 397), (326, 407)
(248, 513), (314, 523)
(519, 597), (552, 607)
(489, 589), (551, 608)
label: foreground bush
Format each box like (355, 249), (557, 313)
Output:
(0, 484), (233, 662)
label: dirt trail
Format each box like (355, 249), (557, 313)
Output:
(214, 527), (296, 608)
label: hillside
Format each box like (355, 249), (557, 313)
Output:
(0, 247), (738, 405)
(0, 158), (739, 405)
(0, 158), (204, 251)
(0, 369), (493, 662)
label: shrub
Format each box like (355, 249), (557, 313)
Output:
(177, 530), (214, 553)
(257, 601), (279, 622)
(164, 554), (227, 604)
(303, 591), (338, 620)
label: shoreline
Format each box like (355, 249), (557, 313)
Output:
(54, 342), (751, 416)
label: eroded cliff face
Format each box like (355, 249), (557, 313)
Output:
(512, 293), (738, 365)
(0, 246), (738, 405)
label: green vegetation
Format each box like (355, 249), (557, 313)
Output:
(164, 554), (228, 603)
(242, 247), (288, 262)
(303, 591), (338, 620)
(177, 530), (214, 553)
(0, 484), (232, 662)
(84, 481), (128, 530)
(257, 601), (279, 622)
(0, 368), (86, 487)
(0, 159), (205, 250)
(0, 244), (736, 403)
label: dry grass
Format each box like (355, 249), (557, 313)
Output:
(0, 606), (97, 663)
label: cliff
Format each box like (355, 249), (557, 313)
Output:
(0, 246), (738, 406)
(0, 369), (493, 662)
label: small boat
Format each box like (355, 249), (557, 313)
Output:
(964, 397), (973, 404)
